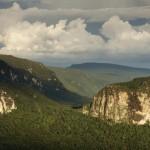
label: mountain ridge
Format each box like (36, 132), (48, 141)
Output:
(0, 55), (88, 105)
(51, 62), (150, 97)
(69, 62), (150, 71)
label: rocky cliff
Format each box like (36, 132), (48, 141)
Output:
(0, 59), (87, 105)
(0, 90), (16, 114)
(90, 77), (150, 125)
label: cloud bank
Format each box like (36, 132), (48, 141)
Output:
(1, 0), (150, 9)
(0, 3), (150, 66)
(1, 2), (150, 25)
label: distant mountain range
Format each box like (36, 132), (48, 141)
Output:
(69, 62), (150, 71)
(50, 62), (150, 97)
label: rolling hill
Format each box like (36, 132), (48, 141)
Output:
(50, 63), (150, 98)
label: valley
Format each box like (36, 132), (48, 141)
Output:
(51, 63), (150, 97)
(0, 55), (150, 149)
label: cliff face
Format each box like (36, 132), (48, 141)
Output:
(0, 90), (17, 114)
(0, 59), (87, 105)
(90, 78), (150, 125)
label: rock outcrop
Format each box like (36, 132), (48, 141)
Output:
(90, 77), (150, 125)
(0, 59), (87, 105)
(0, 90), (17, 114)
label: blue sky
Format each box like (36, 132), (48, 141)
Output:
(0, 0), (150, 68)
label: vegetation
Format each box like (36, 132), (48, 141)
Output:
(50, 67), (102, 97)
(0, 56), (89, 105)
(0, 55), (150, 149)
(0, 83), (149, 149)
(1, 54), (150, 98)
(115, 76), (150, 91)
(0, 54), (55, 80)
(51, 63), (150, 98)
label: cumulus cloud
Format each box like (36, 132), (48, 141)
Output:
(101, 16), (150, 56)
(0, 19), (104, 56)
(0, 3), (150, 66)
(1, 15), (150, 60)
(0, 3), (22, 32)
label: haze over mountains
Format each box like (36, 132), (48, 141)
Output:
(69, 63), (150, 71)
(51, 62), (150, 97)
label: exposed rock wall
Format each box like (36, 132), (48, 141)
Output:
(90, 85), (150, 125)
(0, 59), (86, 105)
(0, 90), (17, 114)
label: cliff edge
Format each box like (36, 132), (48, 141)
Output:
(90, 77), (150, 124)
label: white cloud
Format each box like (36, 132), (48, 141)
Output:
(0, 18), (104, 57)
(101, 16), (133, 39)
(0, 3), (22, 32)
(0, 3), (150, 66)
(101, 16), (150, 56)
(1, 14), (150, 58)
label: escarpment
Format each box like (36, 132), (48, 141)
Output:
(0, 59), (87, 104)
(0, 90), (16, 114)
(90, 77), (150, 124)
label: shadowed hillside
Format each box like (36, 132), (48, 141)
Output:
(0, 55), (89, 105)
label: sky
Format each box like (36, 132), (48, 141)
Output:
(0, 0), (150, 67)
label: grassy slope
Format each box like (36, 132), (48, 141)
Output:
(50, 63), (150, 98)
(50, 67), (101, 98)
(0, 55), (56, 80)
(0, 55), (98, 101)
(115, 76), (150, 91)
(1, 55), (150, 98)
(0, 83), (150, 150)
(0, 55), (89, 105)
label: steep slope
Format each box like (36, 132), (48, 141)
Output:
(51, 63), (150, 97)
(0, 90), (16, 114)
(0, 56), (88, 105)
(50, 67), (101, 97)
(90, 76), (150, 124)
(0, 54), (55, 80)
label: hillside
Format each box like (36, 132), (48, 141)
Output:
(90, 76), (150, 124)
(50, 63), (150, 97)
(50, 67), (101, 98)
(0, 56), (150, 149)
(0, 55), (88, 105)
